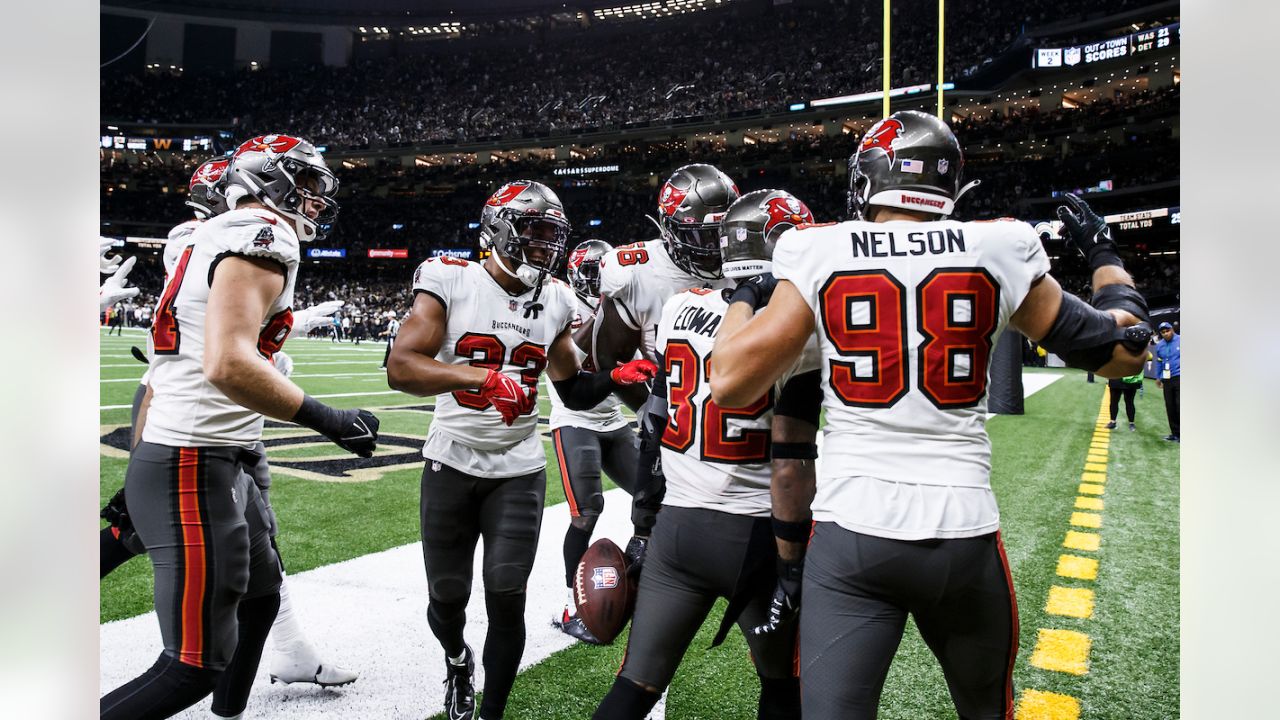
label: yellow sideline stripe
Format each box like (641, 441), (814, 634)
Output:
(1063, 530), (1100, 551)
(1074, 496), (1104, 511)
(1030, 629), (1091, 675)
(1070, 512), (1102, 529)
(1046, 586), (1095, 618)
(1019, 390), (1112, 711)
(1056, 554), (1098, 580)
(1015, 689), (1081, 720)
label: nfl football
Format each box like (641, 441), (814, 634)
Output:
(573, 538), (637, 644)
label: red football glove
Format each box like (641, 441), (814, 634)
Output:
(611, 359), (658, 385)
(478, 369), (527, 426)
(518, 386), (539, 416)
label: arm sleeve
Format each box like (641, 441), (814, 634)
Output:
(551, 371), (622, 411)
(630, 352), (668, 534)
(774, 370), (823, 426)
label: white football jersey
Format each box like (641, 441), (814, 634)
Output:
(144, 209), (300, 448)
(142, 219), (205, 386)
(548, 295), (628, 433)
(598, 239), (732, 362)
(413, 258), (576, 478)
(773, 217), (1052, 540)
(656, 287), (821, 517)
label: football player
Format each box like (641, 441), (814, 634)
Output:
(710, 111), (1150, 719)
(593, 190), (822, 720)
(99, 157), (356, 692)
(585, 163), (739, 573)
(548, 239), (640, 644)
(100, 135), (381, 720)
(387, 181), (656, 720)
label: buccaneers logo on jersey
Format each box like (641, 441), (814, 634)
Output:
(859, 118), (905, 166)
(486, 182), (530, 207)
(234, 134), (302, 157)
(762, 195), (814, 237)
(657, 182), (690, 217)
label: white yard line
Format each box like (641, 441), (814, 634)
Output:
(101, 389), (409, 411)
(100, 488), (639, 720)
(101, 372), (389, 384)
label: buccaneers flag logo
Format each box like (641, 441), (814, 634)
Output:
(859, 118), (905, 165)
(657, 182), (690, 217)
(762, 194), (814, 238)
(567, 245), (590, 272)
(234, 134), (302, 157)
(189, 159), (229, 190)
(486, 182), (530, 207)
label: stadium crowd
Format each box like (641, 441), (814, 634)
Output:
(101, 0), (1152, 148)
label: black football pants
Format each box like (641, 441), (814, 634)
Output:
(800, 523), (1019, 720)
(420, 460), (545, 719)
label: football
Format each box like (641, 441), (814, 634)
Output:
(573, 538), (636, 645)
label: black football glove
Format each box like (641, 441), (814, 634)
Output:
(1056, 193), (1122, 271)
(292, 396), (381, 458)
(623, 534), (650, 579)
(749, 557), (804, 637)
(729, 273), (779, 310)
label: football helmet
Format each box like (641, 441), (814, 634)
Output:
(719, 189), (814, 279)
(224, 134), (339, 242)
(186, 158), (230, 220)
(566, 239), (610, 306)
(479, 181), (571, 288)
(847, 110), (978, 220)
(652, 164), (739, 280)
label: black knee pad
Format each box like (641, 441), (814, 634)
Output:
(429, 575), (472, 606)
(484, 561), (534, 596)
(580, 490), (605, 517)
(758, 676), (801, 720)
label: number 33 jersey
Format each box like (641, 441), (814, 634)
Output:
(773, 218), (1050, 540)
(412, 257), (576, 478)
(144, 209), (300, 448)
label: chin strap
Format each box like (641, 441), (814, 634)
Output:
(955, 178), (982, 202)
(523, 277), (545, 320)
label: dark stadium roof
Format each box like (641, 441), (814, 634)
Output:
(102, 0), (660, 25)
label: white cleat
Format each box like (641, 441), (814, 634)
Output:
(269, 655), (359, 688)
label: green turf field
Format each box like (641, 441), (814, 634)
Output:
(99, 328), (1179, 719)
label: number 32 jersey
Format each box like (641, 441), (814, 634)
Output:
(144, 209), (300, 448)
(412, 257), (576, 478)
(773, 218), (1050, 540)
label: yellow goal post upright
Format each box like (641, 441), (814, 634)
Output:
(881, 0), (947, 119)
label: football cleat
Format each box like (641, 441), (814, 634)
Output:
(442, 644), (476, 720)
(552, 607), (606, 646)
(1129, 423), (1136, 432)
(269, 646), (359, 687)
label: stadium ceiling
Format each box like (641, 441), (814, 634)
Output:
(101, 0), (652, 24)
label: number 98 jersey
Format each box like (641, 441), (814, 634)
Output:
(656, 287), (819, 517)
(143, 209), (300, 448)
(412, 257), (576, 478)
(773, 218), (1051, 539)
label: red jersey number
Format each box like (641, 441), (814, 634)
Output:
(819, 268), (1000, 410)
(151, 245), (195, 355)
(661, 340), (772, 463)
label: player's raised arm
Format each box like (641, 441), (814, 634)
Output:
(710, 279), (812, 408)
(1010, 193), (1150, 379)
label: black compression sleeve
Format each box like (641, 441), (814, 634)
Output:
(552, 371), (620, 411)
(774, 370), (822, 426)
(630, 353), (667, 534)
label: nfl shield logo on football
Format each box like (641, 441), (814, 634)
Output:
(937, 159), (950, 175)
(509, 299), (519, 312)
(592, 566), (619, 590)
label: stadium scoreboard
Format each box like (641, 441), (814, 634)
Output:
(1033, 23), (1179, 69)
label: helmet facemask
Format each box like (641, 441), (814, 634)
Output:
(655, 214), (725, 280)
(492, 211), (569, 288)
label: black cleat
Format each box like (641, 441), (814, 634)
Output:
(441, 645), (475, 720)
(1163, 434), (1180, 443)
(552, 608), (607, 646)
(1105, 421), (1116, 430)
